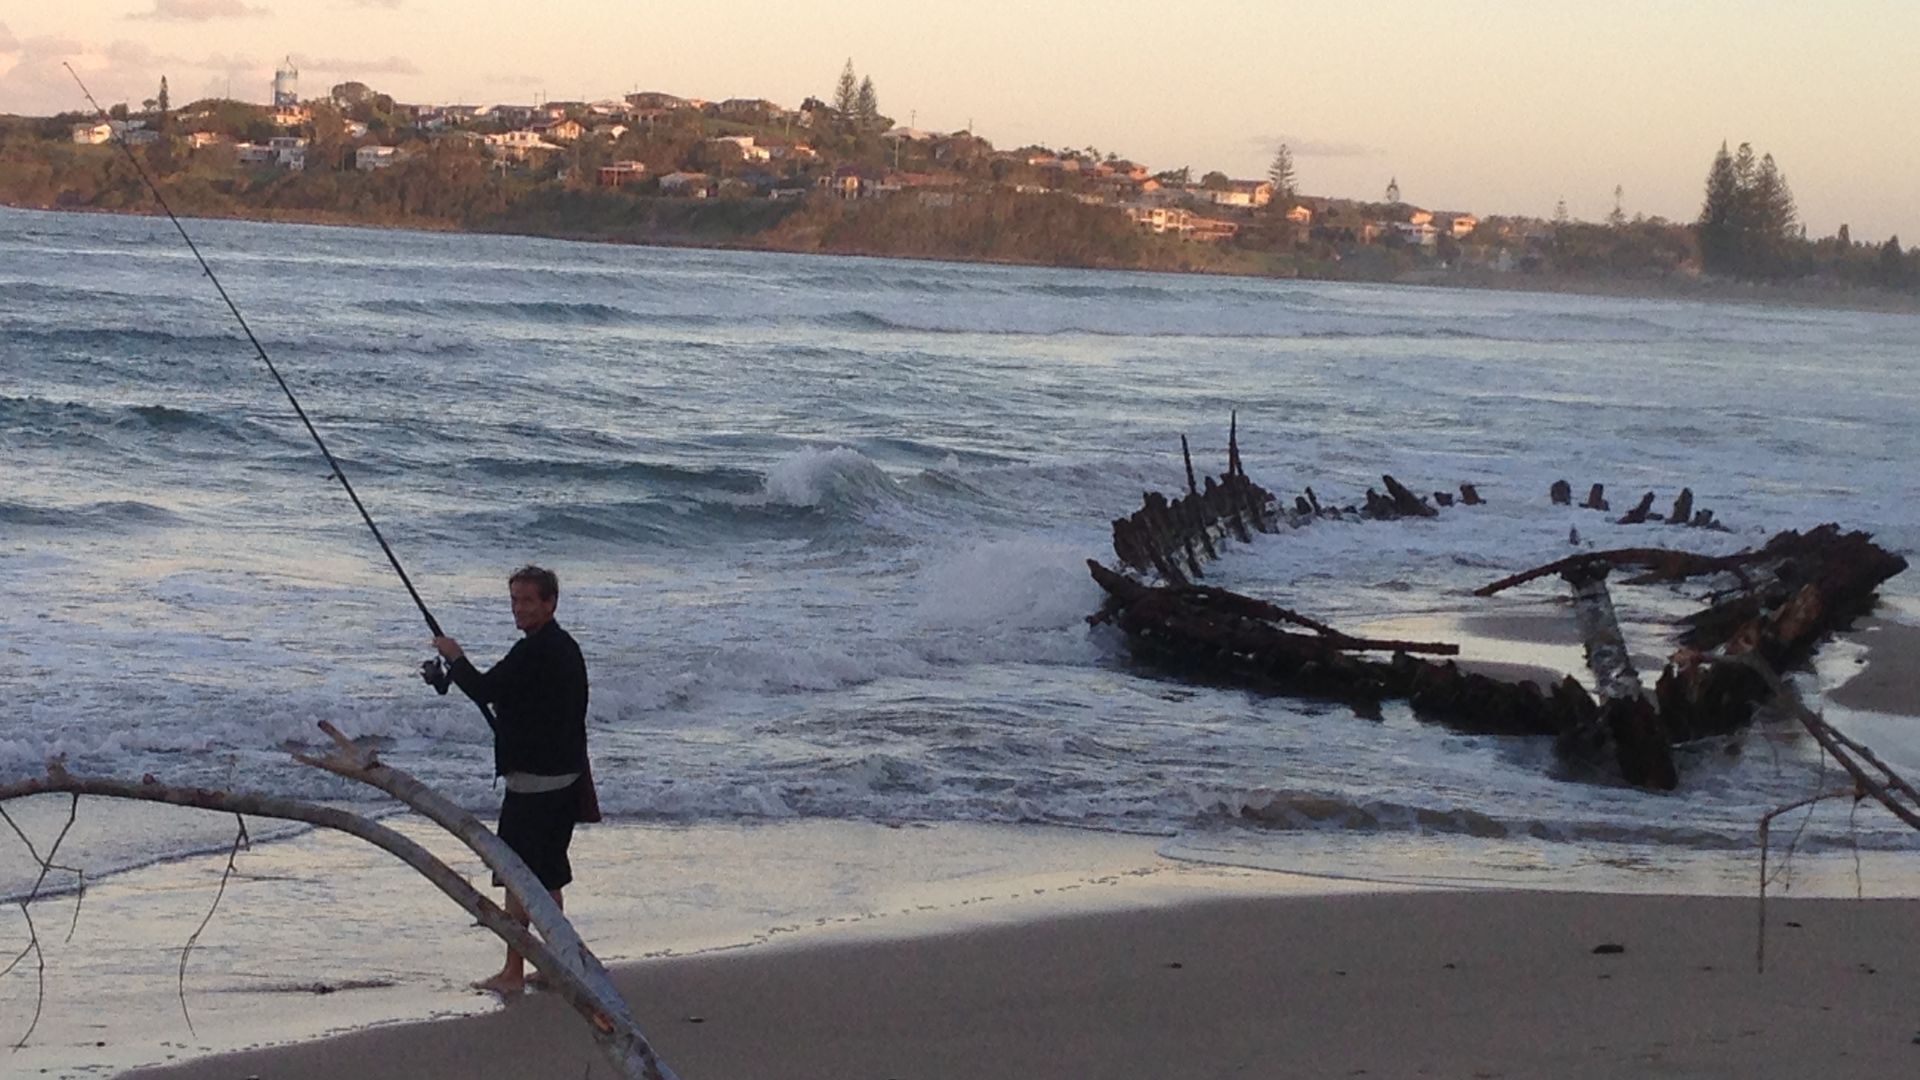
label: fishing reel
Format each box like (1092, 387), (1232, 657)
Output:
(419, 657), (452, 695)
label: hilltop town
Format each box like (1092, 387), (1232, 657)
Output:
(3, 59), (1915, 304)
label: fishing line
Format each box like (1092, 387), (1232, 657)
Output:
(63, 62), (449, 638)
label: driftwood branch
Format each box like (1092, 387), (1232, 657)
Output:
(177, 816), (248, 1036)
(0, 726), (680, 1080)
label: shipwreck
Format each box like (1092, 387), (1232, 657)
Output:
(1087, 418), (1909, 791)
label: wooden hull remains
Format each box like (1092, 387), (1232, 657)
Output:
(1089, 427), (1908, 790)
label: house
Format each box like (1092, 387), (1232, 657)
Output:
(625, 91), (689, 111)
(533, 118), (584, 143)
(591, 123), (630, 141)
(715, 98), (780, 121)
(356, 145), (401, 170)
(708, 135), (772, 163)
(657, 171), (710, 196)
(483, 130), (562, 161)
(118, 128), (160, 146)
(268, 136), (308, 168)
(186, 131), (229, 150)
(1394, 221), (1439, 246)
(817, 164), (882, 199)
(1198, 180), (1274, 209)
(597, 160), (647, 187)
(270, 104), (311, 128)
(234, 143), (275, 165)
(342, 120), (369, 139)
(1286, 204), (1313, 226)
(1405, 208), (1434, 226)
(71, 122), (114, 145)
(1439, 212), (1478, 238)
(1125, 206), (1239, 242)
(770, 143), (817, 162)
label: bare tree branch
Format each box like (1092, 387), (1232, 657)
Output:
(0, 727), (680, 1080)
(177, 816), (249, 1036)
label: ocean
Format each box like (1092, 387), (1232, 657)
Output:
(3, 205), (1918, 902)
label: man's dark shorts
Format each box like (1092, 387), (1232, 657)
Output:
(496, 783), (577, 891)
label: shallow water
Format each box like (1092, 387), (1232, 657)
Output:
(3, 206), (1918, 900)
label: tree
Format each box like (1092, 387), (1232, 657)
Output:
(158, 77), (170, 115)
(1385, 176), (1400, 203)
(833, 59), (858, 121)
(1608, 184), (1626, 228)
(1697, 141), (1738, 273)
(1267, 143), (1296, 201)
(1697, 141), (1800, 278)
(1879, 236), (1908, 287)
(1836, 223), (1851, 248)
(854, 76), (879, 132)
(1200, 170), (1231, 190)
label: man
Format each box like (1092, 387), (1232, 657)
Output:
(430, 564), (595, 995)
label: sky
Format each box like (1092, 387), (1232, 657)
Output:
(4, 1), (1918, 242)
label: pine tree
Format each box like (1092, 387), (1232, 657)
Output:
(854, 76), (879, 132)
(158, 77), (170, 114)
(1608, 184), (1626, 228)
(833, 59), (858, 120)
(1267, 143), (1297, 200)
(1697, 142), (1739, 274)
(1836, 223), (1851, 248)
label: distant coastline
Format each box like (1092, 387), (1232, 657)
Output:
(12, 197), (1918, 316)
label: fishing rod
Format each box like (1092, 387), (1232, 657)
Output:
(63, 63), (452, 641)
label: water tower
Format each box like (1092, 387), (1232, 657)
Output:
(273, 57), (299, 106)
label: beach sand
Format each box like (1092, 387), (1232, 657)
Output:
(124, 888), (1920, 1080)
(1830, 618), (1920, 717)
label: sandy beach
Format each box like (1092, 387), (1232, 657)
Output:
(123, 887), (1920, 1080)
(1830, 617), (1920, 716)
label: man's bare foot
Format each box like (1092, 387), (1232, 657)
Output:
(471, 971), (525, 996)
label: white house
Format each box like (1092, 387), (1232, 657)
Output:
(71, 122), (114, 145)
(483, 130), (562, 161)
(356, 145), (401, 170)
(708, 135), (771, 163)
(267, 136), (308, 168)
(1197, 180), (1274, 209)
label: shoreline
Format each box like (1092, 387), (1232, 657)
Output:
(9, 200), (1919, 316)
(126, 887), (1920, 1080)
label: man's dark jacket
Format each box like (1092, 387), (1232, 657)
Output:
(447, 620), (589, 779)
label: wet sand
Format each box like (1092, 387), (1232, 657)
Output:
(126, 888), (1920, 1080)
(1830, 618), (1920, 718)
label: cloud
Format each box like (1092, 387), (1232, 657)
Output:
(0, 22), (20, 54)
(301, 54), (420, 76)
(128, 0), (269, 21)
(1249, 134), (1383, 159)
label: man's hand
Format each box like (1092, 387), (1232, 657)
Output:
(433, 635), (465, 661)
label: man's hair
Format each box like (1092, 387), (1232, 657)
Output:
(508, 564), (560, 601)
